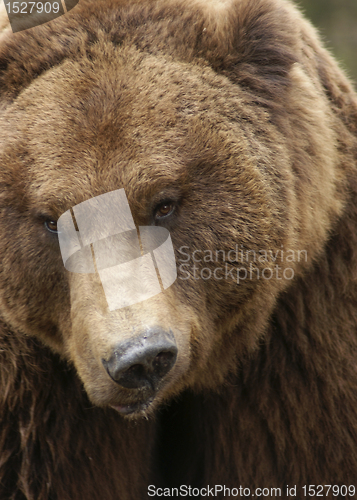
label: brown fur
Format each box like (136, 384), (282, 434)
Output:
(0, 0), (357, 497)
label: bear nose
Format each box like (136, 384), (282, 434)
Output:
(102, 328), (177, 390)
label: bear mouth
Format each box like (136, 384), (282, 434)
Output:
(108, 388), (158, 416)
(110, 399), (154, 416)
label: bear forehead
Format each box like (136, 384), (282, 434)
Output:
(0, 0), (297, 222)
(0, 44), (254, 214)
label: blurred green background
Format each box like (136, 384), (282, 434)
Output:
(296, 0), (357, 84)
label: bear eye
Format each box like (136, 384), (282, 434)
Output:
(44, 220), (58, 233)
(154, 201), (175, 219)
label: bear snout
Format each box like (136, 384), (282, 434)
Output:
(102, 328), (178, 391)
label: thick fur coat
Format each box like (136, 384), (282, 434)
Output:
(0, 0), (357, 498)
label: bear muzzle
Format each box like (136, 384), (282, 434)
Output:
(102, 327), (178, 409)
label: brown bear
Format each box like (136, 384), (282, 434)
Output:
(1, 0), (357, 498)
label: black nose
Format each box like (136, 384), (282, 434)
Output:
(102, 328), (177, 390)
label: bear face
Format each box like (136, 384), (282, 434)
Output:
(0, 0), (350, 418)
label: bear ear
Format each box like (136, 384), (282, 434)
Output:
(187, 0), (299, 101)
(0, 22), (68, 104)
